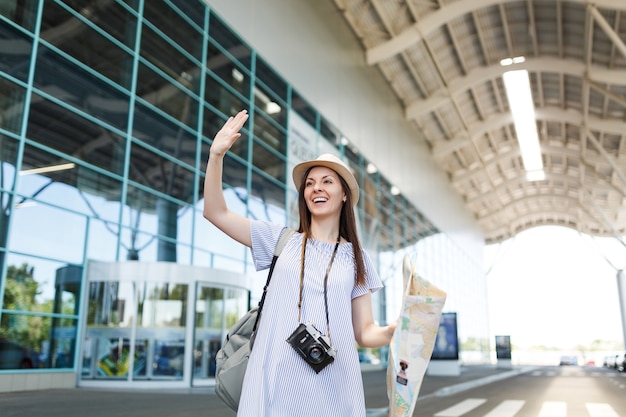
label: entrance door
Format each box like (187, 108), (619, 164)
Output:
(81, 280), (189, 384)
(192, 284), (247, 386)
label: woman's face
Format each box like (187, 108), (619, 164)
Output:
(303, 166), (346, 219)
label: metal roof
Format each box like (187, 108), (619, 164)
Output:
(332, 0), (626, 244)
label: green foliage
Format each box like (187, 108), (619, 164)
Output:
(3, 263), (40, 311)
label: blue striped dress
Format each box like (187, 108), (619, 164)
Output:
(237, 220), (383, 417)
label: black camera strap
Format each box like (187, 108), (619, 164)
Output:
(297, 235), (340, 340)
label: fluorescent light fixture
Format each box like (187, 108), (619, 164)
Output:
(266, 102), (281, 115)
(19, 162), (76, 176)
(231, 68), (244, 83)
(501, 67), (544, 182)
(500, 56), (526, 66)
(15, 201), (37, 209)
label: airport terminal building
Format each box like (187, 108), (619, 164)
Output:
(0, 0), (488, 391)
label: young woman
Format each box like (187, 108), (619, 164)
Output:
(204, 109), (396, 416)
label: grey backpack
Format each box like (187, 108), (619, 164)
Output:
(214, 228), (295, 411)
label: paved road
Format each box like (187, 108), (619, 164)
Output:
(0, 365), (520, 417)
(410, 366), (626, 417)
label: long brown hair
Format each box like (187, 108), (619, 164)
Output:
(297, 168), (366, 286)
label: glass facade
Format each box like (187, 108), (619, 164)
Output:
(0, 0), (489, 387)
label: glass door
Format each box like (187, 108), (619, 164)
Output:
(192, 284), (247, 386)
(81, 280), (189, 382)
(82, 281), (144, 380)
(136, 281), (188, 380)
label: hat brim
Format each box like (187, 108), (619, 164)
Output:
(292, 159), (359, 206)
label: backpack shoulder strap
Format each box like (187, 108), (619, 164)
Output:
(274, 227), (296, 257)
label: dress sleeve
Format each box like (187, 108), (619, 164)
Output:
(250, 220), (286, 271)
(351, 249), (383, 299)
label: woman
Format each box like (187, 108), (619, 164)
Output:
(204, 109), (395, 416)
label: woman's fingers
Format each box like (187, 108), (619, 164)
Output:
(212, 110), (249, 152)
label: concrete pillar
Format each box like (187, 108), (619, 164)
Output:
(617, 270), (626, 349)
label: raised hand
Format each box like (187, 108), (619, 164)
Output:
(210, 110), (249, 157)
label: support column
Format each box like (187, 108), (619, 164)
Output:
(617, 270), (626, 349)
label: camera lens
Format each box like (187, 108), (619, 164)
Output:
(307, 344), (324, 363)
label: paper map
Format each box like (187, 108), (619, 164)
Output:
(386, 255), (447, 417)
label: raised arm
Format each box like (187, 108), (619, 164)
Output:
(203, 110), (252, 247)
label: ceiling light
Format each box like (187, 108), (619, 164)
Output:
(266, 102), (281, 114)
(366, 163), (378, 174)
(231, 68), (244, 83)
(19, 163), (76, 176)
(500, 56), (526, 66)
(390, 185), (401, 196)
(502, 68), (544, 182)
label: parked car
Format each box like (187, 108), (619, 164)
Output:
(0, 340), (39, 369)
(617, 352), (626, 372)
(603, 354), (615, 368)
(558, 355), (578, 366)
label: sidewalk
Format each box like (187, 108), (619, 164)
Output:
(0, 365), (528, 417)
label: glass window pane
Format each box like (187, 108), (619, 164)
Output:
(253, 110), (286, 153)
(0, 77), (26, 134)
(135, 64), (200, 129)
(0, 135), (18, 193)
(85, 219), (120, 262)
(169, 0), (206, 28)
(254, 84), (286, 128)
(249, 170), (285, 218)
(0, 314), (77, 369)
(1, 0), (39, 32)
(208, 14), (251, 70)
(221, 149), (249, 190)
(206, 41), (251, 100)
(139, 25), (200, 94)
(48, 317), (79, 369)
(204, 72), (247, 122)
(86, 281), (134, 327)
(34, 45), (130, 131)
(136, 282), (187, 379)
(0, 9), (35, 81)
(252, 142), (286, 183)
(291, 90), (316, 128)
(8, 200), (86, 264)
(40, 1), (135, 89)
(0, 316), (45, 369)
(320, 117), (340, 147)
(255, 56), (287, 101)
(2, 254), (80, 315)
(89, 337), (146, 379)
(132, 105), (198, 171)
(16, 147), (124, 225)
(152, 339), (184, 378)
(128, 142), (196, 202)
(142, 2), (203, 62)
(26, 94), (127, 175)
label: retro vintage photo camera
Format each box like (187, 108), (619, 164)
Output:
(286, 322), (337, 373)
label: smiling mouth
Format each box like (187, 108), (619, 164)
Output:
(313, 197), (328, 204)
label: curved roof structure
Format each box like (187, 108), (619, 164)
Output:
(332, 0), (626, 244)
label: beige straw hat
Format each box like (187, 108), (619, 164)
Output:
(292, 153), (359, 206)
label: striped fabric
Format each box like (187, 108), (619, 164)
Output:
(237, 220), (383, 417)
